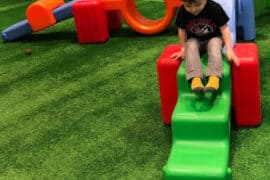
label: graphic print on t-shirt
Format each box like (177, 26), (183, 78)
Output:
(187, 18), (217, 36)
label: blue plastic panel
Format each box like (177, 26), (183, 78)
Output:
(236, 0), (256, 40)
(53, 0), (78, 22)
(1, 20), (32, 42)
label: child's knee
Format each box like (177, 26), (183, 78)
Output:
(208, 37), (222, 49)
(186, 38), (199, 50)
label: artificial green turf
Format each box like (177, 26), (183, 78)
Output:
(0, 0), (270, 179)
(254, 0), (270, 17)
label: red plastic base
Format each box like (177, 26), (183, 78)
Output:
(106, 10), (122, 31)
(157, 45), (182, 125)
(232, 43), (261, 126)
(72, 0), (109, 43)
(157, 43), (261, 127)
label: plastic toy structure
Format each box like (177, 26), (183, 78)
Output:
(1, 0), (261, 179)
(1, 0), (256, 43)
(1, 0), (183, 43)
(157, 0), (260, 179)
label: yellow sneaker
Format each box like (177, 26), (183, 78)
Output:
(191, 77), (204, 92)
(205, 76), (220, 91)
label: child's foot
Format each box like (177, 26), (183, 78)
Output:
(205, 76), (219, 92)
(191, 77), (204, 92)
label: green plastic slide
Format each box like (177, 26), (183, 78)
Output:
(163, 56), (232, 180)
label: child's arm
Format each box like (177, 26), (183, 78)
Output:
(220, 24), (240, 66)
(170, 28), (186, 60)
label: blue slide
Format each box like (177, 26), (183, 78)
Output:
(1, 0), (77, 42)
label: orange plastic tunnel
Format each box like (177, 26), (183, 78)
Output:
(102, 0), (182, 34)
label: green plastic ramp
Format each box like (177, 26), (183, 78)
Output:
(163, 56), (232, 180)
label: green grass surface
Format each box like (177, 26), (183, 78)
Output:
(0, 0), (270, 179)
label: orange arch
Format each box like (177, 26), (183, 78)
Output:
(103, 0), (182, 34)
(27, 0), (65, 31)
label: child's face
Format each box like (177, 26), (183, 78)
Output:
(183, 0), (206, 16)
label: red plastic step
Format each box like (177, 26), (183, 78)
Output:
(157, 45), (182, 125)
(72, 0), (109, 43)
(106, 10), (122, 31)
(232, 43), (261, 126)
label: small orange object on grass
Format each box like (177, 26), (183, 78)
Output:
(25, 48), (32, 55)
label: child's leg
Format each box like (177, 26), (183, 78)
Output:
(185, 38), (203, 80)
(185, 38), (204, 91)
(205, 37), (223, 78)
(205, 37), (223, 91)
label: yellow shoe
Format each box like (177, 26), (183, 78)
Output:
(205, 76), (220, 91)
(191, 77), (204, 92)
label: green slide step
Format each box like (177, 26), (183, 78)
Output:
(163, 56), (232, 180)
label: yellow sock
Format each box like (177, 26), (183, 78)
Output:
(205, 76), (219, 91)
(191, 77), (204, 91)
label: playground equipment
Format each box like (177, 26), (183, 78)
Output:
(157, 0), (260, 179)
(1, 0), (260, 178)
(157, 43), (260, 179)
(236, 0), (256, 40)
(1, 0), (182, 42)
(1, 0), (255, 42)
(72, 0), (110, 43)
(163, 50), (232, 179)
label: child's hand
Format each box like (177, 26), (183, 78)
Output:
(170, 49), (185, 60)
(226, 49), (240, 67)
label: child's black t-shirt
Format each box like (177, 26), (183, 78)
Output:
(175, 0), (229, 41)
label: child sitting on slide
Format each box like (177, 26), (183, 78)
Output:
(171, 0), (239, 92)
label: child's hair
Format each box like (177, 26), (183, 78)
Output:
(183, 0), (202, 3)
